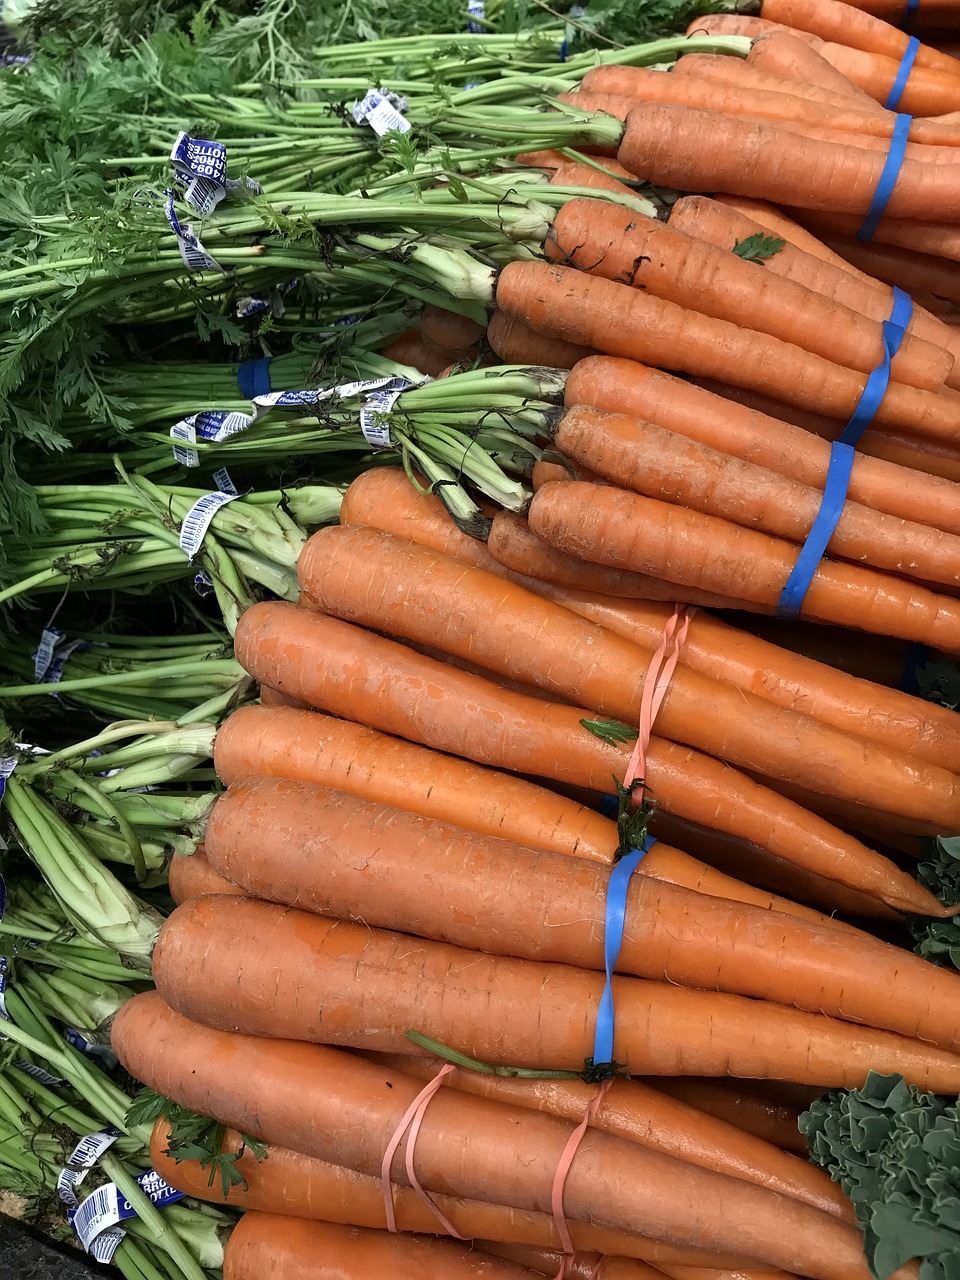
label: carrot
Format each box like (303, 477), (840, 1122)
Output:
(486, 310), (597, 369)
(747, 30), (885, 107)
(712, 195), (886, 269)
(673, 51), (874, 112)
(167, 848), (243, 907)
(815, 40), (960, 113)
(645, 811), (901, 920)
(486, 511), (755, 608)
(298, 524), (960, 837)
(760, 0), (960, 74)
(234, 602), (949, 914)
(363, 1053), (854, 1221)
(544, 198), (952, 390)
(150, 1120), (740, 1268)
(819, 232), (960, 306)
(480, 1243), (681, 1280)
(551, 403), (960, 589)
(792, 205), (960, 265)
(645, 1080), (808, 1155)
(215, 704), (620, 862)
(668, 195), (960, 371)
(118, 991), (900, 1280)
(516, 150), (639, 179)
(496, 261), (960, 448)
(379, 328), (452, 378)
(420, 303), (485, 352)
(549, 160), (641, 196)
(224, 1213), (543, 1279)
(692, 377), (960, 482)
(205, 777), (960, 1042)
(529, 479), (960, 658)
(563, 351), (960, 536)
(514, 572), (960, 780)
(615, 100), (960, 221)
(684, 13), (816, 39)
(151, 896), (960, 1095)
(661, 1267), (799, 1280)
(533, 458), (601, 487)
(577, 65), (960, 146)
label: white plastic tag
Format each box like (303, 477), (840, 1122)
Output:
(179, 491), (242, 561)
(359, 377), (413, 449)
(351, 87), (411, 136)
(164, 197), (225, 274)
(57, 1126), (123, 1208)
(467, 0), (485, 31)
(70, 1170), (186, 1260)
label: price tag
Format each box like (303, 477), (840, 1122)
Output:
(57, 1126), (123, 1208)
(467, 0), (485, 31)
(179, 490), (242, 561)
(359, 377), (413, 449)
(70, 1170), (186, 1261)
(164, 197), (225, 274)
(351, 86), (411, 136)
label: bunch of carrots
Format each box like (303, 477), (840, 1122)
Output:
(106, 2), (960, 1276)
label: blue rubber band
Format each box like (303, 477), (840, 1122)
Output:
(839, 286), (913, 447)
(885, 36), (920, 110)
(776, 287), (912, 618)
(592, 835), (655, 1067)
(857, 114), (912, 242)
(237, 357), (272, 399)
(898, 641), (932, 693)
(600, 793), (620, 818)
(902, 0), (919, 30)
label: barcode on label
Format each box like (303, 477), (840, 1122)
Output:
(179, 490), (241, 560)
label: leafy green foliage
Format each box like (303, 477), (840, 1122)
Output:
(580, 716), (638, 746)
(127, 1087), (267, 1197)
(801, 1071), (960, 1280)
(566, 0), (743, 47)
(908, 836), (960, 968)
(732, 232), (786, 263)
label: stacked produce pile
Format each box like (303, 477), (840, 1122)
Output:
(5, 0), (960, 1276)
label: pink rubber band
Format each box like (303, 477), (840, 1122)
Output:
(381, 1062), (467, 1239)
(549, 1078), (614, 1278)
(622, 604), (697, 806)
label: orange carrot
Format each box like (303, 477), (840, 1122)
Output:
(615, 101), (960, 220)
(151, 896), (960, 1094)
(820, 232), (960, 306)
(420, 304), (485, 352)
(298, 523), (960, 837)
(117, 991), (898, 1280)
(167, 848), (243, 906)
(513, 572), (960, 780)
(815, 40), (960, 113)
(549, 160), (641, 196)
(551, 402), (960, 589)
(668, 195), (960, 371)
(684, 13), (815, 39)
(205, 777), (960, 1042)
(224, 1214), (543, 1279)
(149, 1119), (768, 1271)
(760, 0), (960, 74)
(647, 1080), (809, 1155)
(673, 50), (873, 111)
(215, 703), (619, 862)
(487, 511), (754, 608)
(578, 64), (960, 146)
(529, 479), (960, 658)
(234, 601), (949, 913)
(486, 310), (597, 369)
(544, 198), (952, 390)
(379, 328), (452, 378)
(495, 260), (960, 447)
(747, 30), (884, 107)
(483, 1244), (668, 1280)
(566, 354), (960, 535)
(363, 1052), (853, 1221)
(790, 206), (960, 264)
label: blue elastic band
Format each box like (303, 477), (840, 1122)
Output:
(902, 0), (920, 30)
(857, 114), (912, 243)
(776, 288), (912, 618)
(885, 36), (920, 110)
(839, 286), (913, 447)
(237, 357), (272, 399)
(592, 835), (655, 1067)
(898, 641), (932, 693)
(600, 793), (619, 818)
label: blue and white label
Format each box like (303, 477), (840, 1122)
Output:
(64, 1027), (119, 1072)
(170, 131), (229, 215)
(0, 757), (14, 806)
(351, 87), (411, 136)
(70, 1170), (186, 1259)
(235, 279), (297, 319)
(169, 410), (252, 465)
(359, 377), (413, 449)
(164, 197), (225, 274)
(467, 0), (485, 31)
(213, 467), (239, 497)
(57, 1126), (123, 1208)
(179, 490), (242, 561)
(32, 629), (90, 686)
